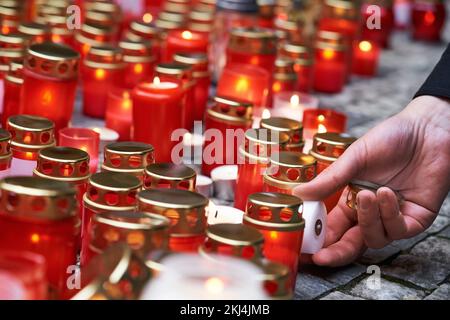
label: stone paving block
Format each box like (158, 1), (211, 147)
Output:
(425, 215), (450, 234)
(391, 233), (428, 251)
(320, 291), (364, 300)
(439, 196), (450, 217)
(437, 226), (450, 239)
(424, 284), (450, 300)
(381, 254), (449, 290)
(300, 264), (366, 286)
(410, 236), (450, 265)
(294, 273), (337, 300)
(358, 244), (401, 265)
(350, 278), (426, 300)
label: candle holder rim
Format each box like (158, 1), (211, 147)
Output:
(8, 114), (54, 131)
(138, 188), (208, 209)
(243, 214), (305, 231)
(0, 32), (28, 44)
(18, 21), (50, 36)
(238, 146), (270, 163)
(105, 141), (154, 155)
(248, 191), (302, 208)
(144, 163), (196, 181)
(130, 20), (160, 35)
(28, 41), (79, 61)
(206, 223), (264, 246)
(269, 151), (316, 168)
(174, 52), (208, 65)
(0, 176), (75, 197)
(312, 132), (356, 146)
(39, 146), (89, 162)
(0, 128), (11, 141)
(0, 48), (24, 59)
(89, 172), (141, 191)
(93, 211), (170, 231)
(260, 117), (303, 132)
(245, 128), (290, 146)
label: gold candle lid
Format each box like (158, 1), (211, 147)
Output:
(260, 117), (304, 148)
(155, 62), (193, 81)
(207, 95), (253, 124)
(309, 132), (356, 163)
(0, 128), (12, 168)
(229, 27), (277, 55)
(257, 259), (292, 299)
(315, 30), (348, 51)
(200, 223), (264, 261)
(83, 172), (142, 212)
(72, 243), (150, 300)
(7, 115), (56, 154)
(34, 147), (90, 182)
(143, 163), (196, 191)
(0, 32), (28, 49)
(189, 9), (214, 23)
(240, 128), (290, 162)
(102, 141), (155, 177)
(0, 176), (77, 221)
(84, 45), (125, 70)
(245, 192), (305, 231)
(137, 188), (208, 237)
(164, 2), (190, 14)
(5, 60), (23, 84)
(88, 211), (170, 259)
(323, 0), (359, 20)
(173, 52), (209, 76)
(158, 11), (186, 24)
(85, 10), (116, 28)
(118, 39), (154, 63)
(0, 48), (23, 73)
(264, 151), (317, 189)
(346, 180), (404, 210)
(129, 20), (160, 40)
(18, 22), (50, 38)
(25, 42), (79, 80)
(280, 42), (312, 61)
(154, 18), (184, 31)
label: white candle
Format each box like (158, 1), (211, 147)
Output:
(301, 201), (327, 254)
(207, 203), (244, 225)
(210, 165), (238, 201)
(272, 91), (319, 122)
(90, 127), (119, 153)
(196, 175), (213, 198)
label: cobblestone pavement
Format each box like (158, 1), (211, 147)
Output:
(72, 14), (450, 300)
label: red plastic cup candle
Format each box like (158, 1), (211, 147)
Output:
(260, 117), (305, 152)
(162, 29), (208, 62)
(2, 61), (23, 128)
(271, 92), (319, 122)
(7, 115), (56, 176)
(45, 14), (75, 47)
(33, 147), (90, 225)
(81, 172), (142, 265)
(272, 58), (298, 97)
(155, 63), (195, 130)
(278, 43), (314, 93)
(318, 0), (360, 44)
(352, 40), (381, 76)
(90, 127), (119, 156)
(174, 52), (210, 121)
(137, 188), (208, 253)
(202, 96), (253, 176)
(126, 20), (162, 63)
(81, 211), (170, 266)
(119, 39), (155, 89)
(18, 22), (51, 44)
(361, 0), (395, 47)
(244, 192), (305, 290)
(0, 129), (12, 179)
(20, 42), (79, 134)
(59, 128), (100, 174)
(411, 0), (446, 42)
(105, 88), (133, 141)
(143, 163), (196, 191)
(234, 128), (290, 211)
(82, 46), (126, 119)
(309, 132), (356, 212)
(313, 40), (348, 93)
(0, 250), (47, 300)
(217, 63), (271, 116)
(101, 141), (155, 183)
(0, 177), (80, 298)
(131, 77), (183, 162)
(73, 23), (113, 59)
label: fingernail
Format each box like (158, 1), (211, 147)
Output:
(357, 194), (369, 210)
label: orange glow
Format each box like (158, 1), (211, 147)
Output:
(270, 231), (278, 240)
(235, 77), (249, 92)
(424, 11), (436, 26)
(23, 133), (33, 144)
(205, 277), (225, 294)
(272, 81), (281, 93)
(318, 124), (327, 133)
(31, 233), (40, 244)
(318, 114), (325, 122)
(122, 91), (132, 110)
(359, 41), (373, 52)
(35, 36), (44, 43)
(181, 30), (193, 40)
(134, 63), (143, 74)
(25, 152), (34, 160)
(52, 34), (62, 43)
(42, 90), (52, 105)
(1, 26), (10, 34)
(80, 146), (88, 152)
(250, 56), (260, 65)
(143, 13), (153, 23)
(82, 44), (90, 55)
(95, 68), (106, 80)
(322, 49), (336, 60)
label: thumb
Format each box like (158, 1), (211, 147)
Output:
(294, 140), (364, 201)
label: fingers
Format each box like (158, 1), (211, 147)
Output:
(377, 187), (407, 240)
(312, 226), (366, 267)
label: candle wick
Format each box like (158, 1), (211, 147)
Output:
(215, 210), (218, 218)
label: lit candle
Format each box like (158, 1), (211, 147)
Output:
(143, 163), (196, 191)
(90, 126), (119, 155)
(318, 0), (360, 44)
(119, 38), (155, 89)
(131, 76), (183, 162)
(313, 41), (348, 93)
(271, 58), (298, 100)
(411, 0), (446, 42)
(163, 29), (209, 62)
(0, 129), (12, 179)
(272, 92), (319, 122)
(352, 40), (380, 77)
(211, 165), (238, 202)
(105, 88), (133, 141)
(260, 117), (304, 152)
(278, 43), (314, 93)
(58, 127), (100, 173)
(206, 203), (244, 225)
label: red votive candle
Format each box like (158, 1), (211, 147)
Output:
(126, 20), (162, 63)
(352, 40), (380, 76)
(73, 23), (113, 58)
(45, 15), (75, 47)
(7, 115), (56, 176)
(2, 61), (23, 128)
(0, 177), (80, 298)
(105, 88), (133, 141)
(137, 188), (208, 253)
(20, 42), (79, 134)
(244, 192), (305, 290)
(18, 22), (51, 44)
(302, 109), (347, 145)
(163, 29), (208, 62)
(272, 58), (298, 97)
(234, 129), (290, 211)
(58, 128), (100, 174)
(0, 129), (12, 179)
(131, 77), (183, 162)
(82, 46), (126, 119)
(279, 43), (314, 93)
(309, 132), (356, 212)
(260, 117), (304, 152)
(119, 38), (155, 89)
(174, 52), (210, 121)
(411, 0), (446, 42)
(202, 96), (253, 176)
(80, 172), (142, 265)
(0, 250), (47, 300)
(143, 163), (196, 191)
(318, 0), (360, 44)
(361, 0), (395, 47)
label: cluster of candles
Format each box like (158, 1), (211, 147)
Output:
(0, 0), (446, 300)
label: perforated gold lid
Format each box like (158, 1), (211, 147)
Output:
(7, 115), (56, 152)
(0, 128), (12, 166)
(256, 259), (291, 299)
(102, 141), (154, 175)
(129, 20), (160, 39)
(143, 163), (196, 191)
(18, 22), (50, 37)
(229, 27), (277, 54)
(5, 60), (23, 84)
(260, 117), (304, 147)
(207, 95), (253, 123)
(84, 45), (125, 70)
(309, 132), (356, 162)
(0, 32), (28, 48)
(241, 128), (290, 161)
(346, 180), (404, 210)
(155, 62), (192, 80)
(118, 39), (154, 63)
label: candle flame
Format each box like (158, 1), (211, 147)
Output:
(270, 231), (278, 240)
(262, 109), (271, 119)
(122, 91), (132, 110)
(1, 26), (10, 34)
(142, 13), (153, 23)
(359, 41), (372, 52)
(318, 114), (325, 122)
(181, 30), (193, 40)
(153, 76), (161, 85)
(235, 77), (249, 93)
(272, 81), (281, 93)
(52, 34), (62, 43)
(82, 43), (90, 55)
(205, 277), (224, 294)
(424, 11), (436, 26)
(290, 94), (300, 107)
(95, 68), (106, 80)
(134, 63), (143, 74)
(42, 90), (52, 105)
(318, 124), (327, 133)
(25, 152), (34, 160)
(322, 49), (335, 60)
(31, 233), (40, 243)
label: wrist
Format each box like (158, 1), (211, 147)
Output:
(402, 96), (450, 130)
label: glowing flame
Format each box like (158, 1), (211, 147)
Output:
(31, 233), (40, 243)
(42, 90), (52, 105)
(134, 63), (143, 74)
(95, 68), (106, 80)
(290, 94), (300, 107)
(143, 13), (153, 23)
(122, 91), (132, 110)
(153, 76), (161, 85)
(318, 114), (325, 122)
(82, 43), (90, 55)
(250, 56), (259, 65)
(181, 30), (193, 40)
(262, 109), (271, 119)
(272, 82), (281, 93)
(424, 11), (436, 26)
(318, 124), (327, 133)
(205, 277), (225, 294)
(270, 231), (278, 240)
(25, 152), (34, 160)
(235, 77), (249, 93)
(1, 26), (10, 34)
(359, 41), (372, 52)
(52, 34), (62, 43)
(322, 49), (335, 60)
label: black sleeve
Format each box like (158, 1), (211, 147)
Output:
(415, 44), (450, 100)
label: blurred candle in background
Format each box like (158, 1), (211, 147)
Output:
(163, 29), (208, 62)
(352, 40), (380, 76)
(105, 88), (133, 141)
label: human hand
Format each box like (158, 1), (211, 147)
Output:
(295, 95), (450, 267)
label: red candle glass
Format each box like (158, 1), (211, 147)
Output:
(82, 46), (125, 118)
(126, 20), (162, 63)
(20, 42), (79, 134)
(202, 96), (253, 176)
(119, 38), (155, 89)
(163, 29), (208, 62)
(352, 40), (381, 77)
(81, 172), (142, 265)
(272, 58), (298, 97)
(0, 129), (12, 179)
(244, 192), (305, 290)
(309, 132), (356, 212)
(0, 250), (47, 300)
(7, 115), (56, 176)
(361, 0), (395, 47)
(73, 24), (113, 59)
(411, 0), (446, 42)
(260, 117), (305, 152)
(59, 127), (100, 174)
(278, 43), (314, 93)
(105, 88), (133, 141)
(137, 188), (208, 253)
(302, 109), (347, 144)
(173, 52), (210, 121)
(0, 3), (22, 35)
(318, 0), (360, 44)
(131, 77), (183, 162)
(45, 15), (75, 47)
(143, 163), (196, 191)
(102, 141), (155, 182)
(234, 129), (290, 211)
(0, 177), (80, 298)
(18, 22), (51, 44)
(2, 61), (23, 128)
